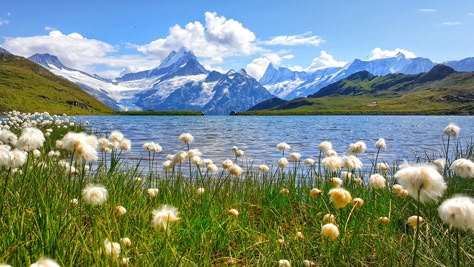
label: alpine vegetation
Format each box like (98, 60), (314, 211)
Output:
(0, 113), (472, 266)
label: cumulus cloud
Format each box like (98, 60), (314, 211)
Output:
(136, 12), (261, 63)
(246, 53), (284, 80)
(44, 26), (56, 31)
(417, 9), (437, 12)
(442, 21), (462, 25)
(3, 30), (116, 67)
(305, 51), (347, 72)
(369, 48), (416, 60)
(261, 32), (323, 46)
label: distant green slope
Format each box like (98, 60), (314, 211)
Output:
(0, 53), (113, 115)
(241, 65), (474, 115)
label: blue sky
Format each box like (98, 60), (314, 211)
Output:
(1, 0), (473, 79)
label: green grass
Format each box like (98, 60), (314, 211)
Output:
(0, 113), (473, 266)
(0, 54), (113, 115)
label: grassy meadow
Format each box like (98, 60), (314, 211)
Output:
(0, 111), (473, 266)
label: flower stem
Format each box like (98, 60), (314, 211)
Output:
(456, 228), (460, 267)
(411, 189), (421, 267)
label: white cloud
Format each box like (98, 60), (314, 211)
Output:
(3, 30), (116, 67)
(282, 54), (294, 59)
(1, 30), (158, 78)
(246, 53), (283, 80)
(305, 51), (347, 72)
(136, 12), (261, 62)
(0, 18), (9, 26)
(44, 26), (56, 31)
(442, 21), (462, 25)
(417, 9), (437, 12)
(369, 48), (416, 60)
(261, 32), (323, 46)
(469, 12), (474, 16)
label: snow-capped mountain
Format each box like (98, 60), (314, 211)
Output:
(29, 49), (275, 115)
(443, 57), (474, 72)
(260, 53), (438, 100)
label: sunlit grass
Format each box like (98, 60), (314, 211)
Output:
(0, 110), (473, 266)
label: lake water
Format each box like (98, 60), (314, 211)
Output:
(79, 115), (474, 171)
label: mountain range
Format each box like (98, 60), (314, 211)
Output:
(1, 46), (473, 115)
(28, 49), (273, 115)
(245, 64), (474, 115)
(259, 53), (474, 100)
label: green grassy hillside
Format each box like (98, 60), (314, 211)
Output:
(241, 66), (474, 115)
(0, 53), (113, 115)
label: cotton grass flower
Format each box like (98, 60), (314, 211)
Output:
(70, 198), (79, 206)
(104, 238), (121, 258)
(229, 164), (243, 176)
(0, 129), (17, 146)
(228, 208), (239, 216)
(289, 152), (301, 161)
(278, 157), (289, 168)
(222, 159), (233, 169)
(29, 258), (61, 267)
(304, 158), (315, 166)
(152, 205), (180, 230)
(394, 163), (446, 203)
(378, 217), (390, 225)
(196, 187), (205, 195)
(450, 158), (474, 178)
(342, 155), (363, 171)
(119, 139), (131, 151)
(114, 206), (127, 216)
(322, 156), (342, 171)
(277, 142), (291, 152)
(16, 127), (45, 151)
(0, 145), (11, 168)
(328, 188), (352, 209)
(392, 184), (404, 196)
(82, 184), (108, 206)
(444, 123), (460, 137)
(353, 177), (364, 186)
(377, 162), (389, 173)
(121, 257), (130, 265)
(438, 195), (474, 230)
(146, 188), (159, 197)
(280, 188), (290, 195)
(318, 141), (332, 152)
(325, 149), (338, 157)
(432, 158), (446, 173)
(353, 198), (364, 208)
(163, 160), (174, 171)
(310, 188), (322, 198)
(323, 213), (336, 223)
(279, 259), (291, 267)
(407, 215), (425, 229)
(207, 163), (219, 173)
(329, 177), (343, 188)
(375, 138), (387, 149)
(348, 141), (367, 154)
(369, 174), (386, 189)
(8, 149), (27, 169)
(321, 223), (339, 240)
(296, 231), (304, 239)
(120, 237), (132, 247)
(303, 260), (317, 267)
(259, 164), (270, 173)
(178, 133), (194, 144)
(143, 142), (162, 153)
